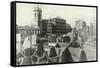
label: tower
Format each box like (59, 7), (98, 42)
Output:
(33, 4), (42, 27)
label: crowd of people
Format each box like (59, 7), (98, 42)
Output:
(16, 36), (87, 65)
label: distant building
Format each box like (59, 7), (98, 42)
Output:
(16, 5), (72, 47)
(89, 22), (96, 39)
(16, 5), (42, 49)
(75, 20), (87, 31)
(40, 17), (71, 37)
(33, 5), (42, 27)
(16, 33), (21, 52)
(73, 20), (91, 46)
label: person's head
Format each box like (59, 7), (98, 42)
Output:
(32, 55), (38, 63)
(49, 47), (57, 58)
(63, 36), (71, 45)
(55, 43), (60, 48)
(23, 48), (35, 57)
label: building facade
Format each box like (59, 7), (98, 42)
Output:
(16, 5), (72, 50)
(40, 17), (71, 37)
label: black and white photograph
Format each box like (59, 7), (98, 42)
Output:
(14, 2), (97, 66)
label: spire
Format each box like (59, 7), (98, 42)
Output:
(33, 4), (42, 27)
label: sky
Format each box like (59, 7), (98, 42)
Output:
(16, 3), (96, 27)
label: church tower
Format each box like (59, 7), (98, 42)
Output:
(33, 4), (42, 27)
